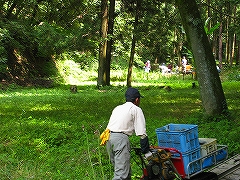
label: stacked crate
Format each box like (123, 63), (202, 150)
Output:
(199, 138), (217, 156)
(199, 138), (217, 168)
(199, 138), (228, 168)
(155, 124), (201, 176)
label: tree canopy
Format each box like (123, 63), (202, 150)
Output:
(1, 0), (239, 115)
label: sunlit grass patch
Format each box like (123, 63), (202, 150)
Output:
(0, 77), (239, 179)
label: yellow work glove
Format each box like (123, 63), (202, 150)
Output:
(100, 129), (110, 146)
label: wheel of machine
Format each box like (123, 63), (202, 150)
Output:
(189, 172), (218, 180)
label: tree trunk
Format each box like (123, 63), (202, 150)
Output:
(230, 6), (237, 66)
(97, 0), (108, 87)
(230, 33), (236, 66)
(175, 0), (228, 116)
(105, 0), (115, 86)
(127, 0), (140, 87)
(212, 30), (218, 60)
(225, 15), (230, 64)
(237, 41), (240, 66)
(225, 1), (232, 65)
(127, 35), (136, 87)
(218, 22), (223, 68)
(206, 0), (211, 42)
(6, 46), (18, 76)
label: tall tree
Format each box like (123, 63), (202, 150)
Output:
(127, 0), (141, 87)
(98, 0), (108, 87)
(106, 0), (115, 86)
(229, 5), (237, 66)
(175, 0), (228, 116)
(98, 0), (115, 87)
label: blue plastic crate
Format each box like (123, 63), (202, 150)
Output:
(202, 149), (228, 168)
(216, 149), (227, 161)
(156, 124), (200, 152)
(182, 148), (201, 175)
(172, 147), (201, 175)
(202, 156), (214, 168)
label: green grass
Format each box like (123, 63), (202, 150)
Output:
(0, 70), (239, 179)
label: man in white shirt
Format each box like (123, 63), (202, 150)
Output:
(106, 87), (151, 180)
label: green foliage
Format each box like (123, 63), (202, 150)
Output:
(0, 54), (7, 74)
(0, 0), (100, 80)
(0, 29), (9, 68)
(2, 20), (35, 51)
(204, 17), (220, 35)
(219, 65), (240, 81)
(34, 22), (67, 57)
(0, 75), (239, 179)
(0, 0), (240, 177)
(55, 57), (98, 85)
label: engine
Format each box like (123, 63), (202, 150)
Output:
(146, 149), (176, 180)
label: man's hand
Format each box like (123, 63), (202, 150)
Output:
(144, 151), (153, 160)
(140, 135), (150, 154)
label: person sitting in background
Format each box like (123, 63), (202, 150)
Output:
(159, 63), (168, 75)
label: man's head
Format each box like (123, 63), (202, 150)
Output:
(125, 87), (143, 105)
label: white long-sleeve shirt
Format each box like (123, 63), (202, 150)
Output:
(107, 102), (147, 136)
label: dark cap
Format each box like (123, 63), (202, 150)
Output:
(125, 87), (143, 101)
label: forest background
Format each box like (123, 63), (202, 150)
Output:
(0, 0), (240, 179)
(1, 0), (240, 86)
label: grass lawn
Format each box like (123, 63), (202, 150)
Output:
(0, 72), (239, 179)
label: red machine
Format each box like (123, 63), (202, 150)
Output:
(134, 145), (227, 180)
(133, 124), (228, 180)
